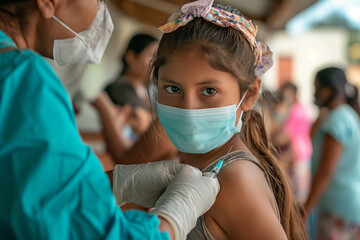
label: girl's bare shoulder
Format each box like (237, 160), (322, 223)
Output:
(216, 159), (274, 212)
(204, 159), (287, 239)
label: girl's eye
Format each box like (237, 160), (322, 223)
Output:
(202, 88), (217, 96)
(165, 85), (180, 94)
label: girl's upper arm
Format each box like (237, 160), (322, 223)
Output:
(207, 160), (287, 240)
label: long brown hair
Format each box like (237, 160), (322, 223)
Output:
(151, 5), (307, 240)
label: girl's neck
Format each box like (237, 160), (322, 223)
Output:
(181, 134), (249, 170)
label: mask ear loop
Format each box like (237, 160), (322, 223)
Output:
(236, 90), (248, 110)
(235, 90), (248, 130)
(52, 16), (87, 44)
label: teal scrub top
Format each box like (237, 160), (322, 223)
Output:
(0, 30), (170, 240)
(311, 105), (360, 223)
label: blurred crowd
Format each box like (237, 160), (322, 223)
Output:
(257, 68), (360, 239)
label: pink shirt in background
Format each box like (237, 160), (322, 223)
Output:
(284, 102), (312, 163)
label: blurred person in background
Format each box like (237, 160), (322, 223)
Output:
(92, 92), (178, 165)
(279, 83), (312, 203)
(303, 67), (360, 239)
(270, 83), (312, 203)
(105, 33), (158, 145)
(269, 90), (294, 181)
(254, 89), (278, 138)
(255, 90), (292, 172)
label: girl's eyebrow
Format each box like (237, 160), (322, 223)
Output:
(195, 79), (221, 85)
(159, 78), (221, 85)
(159, 78), (179, 85)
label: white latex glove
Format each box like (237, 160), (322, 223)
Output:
(151, 165), (220, 240)
(113, 161), (184, 208)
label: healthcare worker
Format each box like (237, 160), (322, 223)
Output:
(0, 0), (220, 239)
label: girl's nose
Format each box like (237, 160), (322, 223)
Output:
(180, 92), (200, 109)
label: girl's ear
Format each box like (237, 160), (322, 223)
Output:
(36, 0), (58, 19)
(241, 77), (262, 111)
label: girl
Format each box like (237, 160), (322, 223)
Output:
(151, 0), (306, 239)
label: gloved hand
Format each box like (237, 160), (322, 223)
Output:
(151, 165), (220, 240)
(112, 161), (184, 208)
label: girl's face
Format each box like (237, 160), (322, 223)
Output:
(157, 48), (242, 112)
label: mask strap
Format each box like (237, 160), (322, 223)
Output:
(236, 90), (248, 110)
(52, 16), (86, 44)
(234, 90), (248, 130)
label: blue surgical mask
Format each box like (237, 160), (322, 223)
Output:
(157, 92), (248, 154)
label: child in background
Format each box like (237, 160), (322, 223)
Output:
(105, 34), (158, 142)
(151, 0), (306, 239)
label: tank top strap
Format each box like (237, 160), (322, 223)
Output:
(202, 150), (281, 222)
(202, 150), (264, 173)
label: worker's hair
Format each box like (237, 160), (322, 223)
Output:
(0, 0), (29, 5)
(0, 0), (107, 18)
(150, 4), (307, 240)
(316, 67), (360, 116)
(0, 0), (107, 4)
(0, 0), (37, 21)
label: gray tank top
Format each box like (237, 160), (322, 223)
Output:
(187, 150), (281, 240)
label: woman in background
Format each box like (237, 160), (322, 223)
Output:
(304, 67), (360, 239)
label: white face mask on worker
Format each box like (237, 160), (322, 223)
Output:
(52, 2), (114, 65)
